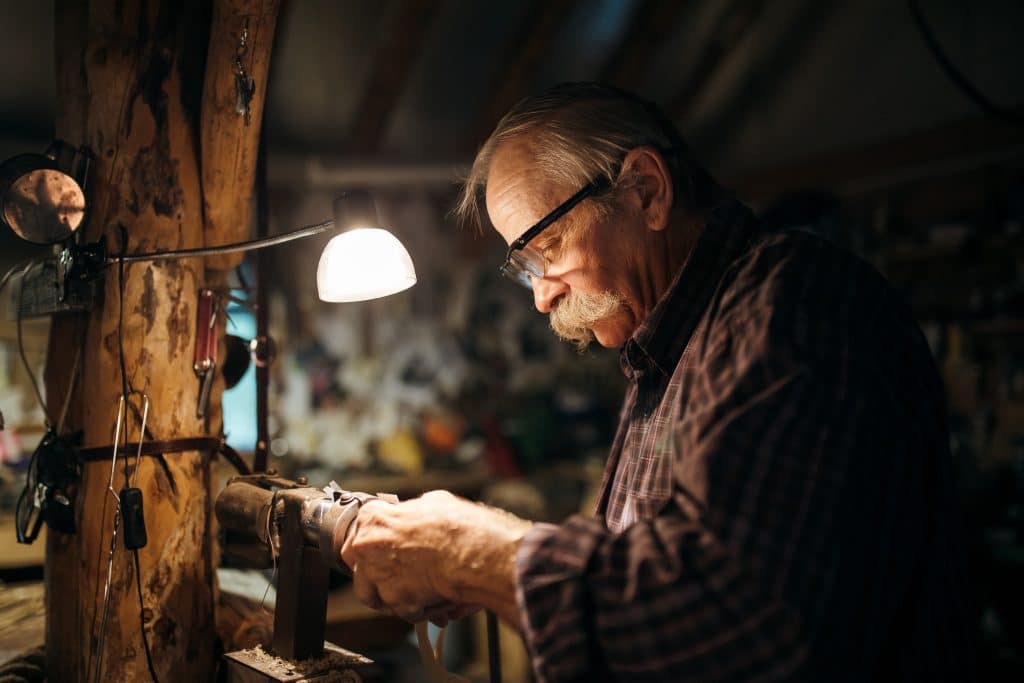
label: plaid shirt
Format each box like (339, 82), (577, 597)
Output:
(514, 201), (975, 682)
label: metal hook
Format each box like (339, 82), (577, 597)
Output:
(131, 393), (150, 488)
(105, 391), (149, 498)
(95, 390), (150, 683)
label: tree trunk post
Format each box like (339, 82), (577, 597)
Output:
(44, 1), (278, 680)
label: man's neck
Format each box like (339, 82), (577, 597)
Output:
(631, 210), (705, 325)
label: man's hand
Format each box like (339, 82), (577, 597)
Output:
(340, 490), (532, 626)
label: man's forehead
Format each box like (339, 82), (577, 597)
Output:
(484, 140), (563, 243)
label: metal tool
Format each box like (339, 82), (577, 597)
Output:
(194, 288), (219, 419)
(233, 18), (255, 124)
(217, 476), (483, 683)
(216, 474), (394, 659)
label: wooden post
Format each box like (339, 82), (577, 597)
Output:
(201, 0), (280, 272)
(44, 1), (278, 680)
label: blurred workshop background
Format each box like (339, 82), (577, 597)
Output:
(1, 0), (1023, 680)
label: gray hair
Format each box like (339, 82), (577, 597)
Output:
(454, 82), (722, 232)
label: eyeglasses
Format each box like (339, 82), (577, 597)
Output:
(500, 174), (612, 288)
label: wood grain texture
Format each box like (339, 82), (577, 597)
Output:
(200, 0), (280, 271)
(44, 1), (277, 679)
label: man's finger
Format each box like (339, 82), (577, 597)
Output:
(392, 605), (428, 623)
(350, 565), (384, 610)
(422, 601), (458, 626)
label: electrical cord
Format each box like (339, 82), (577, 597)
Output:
(908, 0), (1024, 127)
(15, 261), (54, 427)
(115, 230), (160, 683)
(0, 262), (21, 432)
(13, 323), (84, 545)
(0, 261), (23, 298)
(56, 324), (83, 434)
(235, 262), (251, 291)
(9, 257), (83, 545)
(117, 230), (131, 456)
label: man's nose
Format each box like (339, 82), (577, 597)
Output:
(531, 277), (568, 313)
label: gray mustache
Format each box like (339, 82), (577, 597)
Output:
(549, 290), (625, 350)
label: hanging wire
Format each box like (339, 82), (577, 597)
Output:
(908, 0), (1024, 127)
(116, 232), (160, 683)
(93, 235), (159, 683)
(56, 322), (84, 433)
(260, 489), (281, 612)
(15, 261), (54, 427)
(0, 261), (24, 297)
(94, 396), (128, 683)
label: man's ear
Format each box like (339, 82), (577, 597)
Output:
(620, 146), (673, 232)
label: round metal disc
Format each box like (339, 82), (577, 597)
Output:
(2, 167), (86, 244)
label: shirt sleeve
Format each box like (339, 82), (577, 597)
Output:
(514, 237), (918, 682)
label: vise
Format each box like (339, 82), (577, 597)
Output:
(215, 473), (394, 680)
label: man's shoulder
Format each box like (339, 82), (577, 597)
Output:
(711, 228), (899, 355)
(744, 227), (880, 283)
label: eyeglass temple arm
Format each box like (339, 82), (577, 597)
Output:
(509, 175), (611, 251)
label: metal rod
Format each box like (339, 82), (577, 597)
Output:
(106, 219), (335, 265)
(487, 609), (501, 683)
(253, 128), (271, 473)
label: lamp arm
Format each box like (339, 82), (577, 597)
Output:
(106, 219), (336, 265)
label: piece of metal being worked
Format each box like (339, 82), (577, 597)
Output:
(215, 474), (395, 669)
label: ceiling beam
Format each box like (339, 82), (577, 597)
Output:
(730, 114), (1024, 203)
(466, 0), (581, 153)
(267, 153), (469, 189)
(345, 0), (440, 155)
(668, 0), (766, 122)
(598, 0), (686, 89)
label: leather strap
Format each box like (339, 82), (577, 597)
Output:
(77, 437), (252, 475)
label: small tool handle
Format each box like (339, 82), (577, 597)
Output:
(193, 289), (219, 374)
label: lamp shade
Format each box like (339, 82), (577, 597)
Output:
(316, 228), (417, 302)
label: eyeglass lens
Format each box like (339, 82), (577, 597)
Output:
(502, 247), (545, 288)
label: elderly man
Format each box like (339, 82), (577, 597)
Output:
(341, 83), (975, 681)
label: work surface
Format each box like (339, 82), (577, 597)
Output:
(0, 581), (44, 666)
(0, 579), (409, 671)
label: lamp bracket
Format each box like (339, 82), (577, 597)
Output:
(8, 239), (106, 319)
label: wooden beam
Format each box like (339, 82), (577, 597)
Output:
(730, 114), (1024, 203)
(598, 0), (685, 89)
(466, 0), (580, 153)
(45, 1), (278, 680)
(668, 0), (766, 121)
(345, 0), (440, 155)
(200, 0), (281, 271)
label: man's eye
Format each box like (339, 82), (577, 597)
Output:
(536, 236), (561, 257)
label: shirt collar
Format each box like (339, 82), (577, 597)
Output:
(620, 200), (760, 379)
